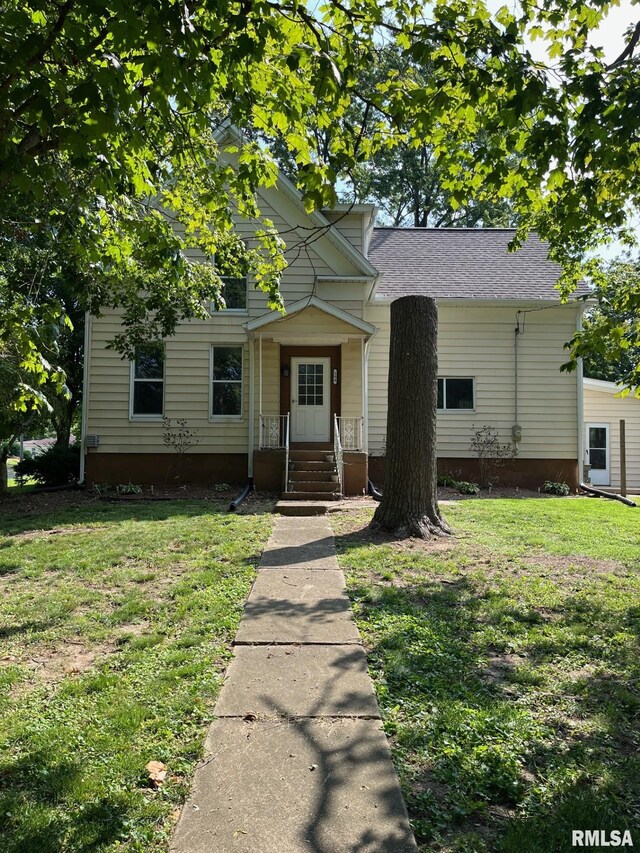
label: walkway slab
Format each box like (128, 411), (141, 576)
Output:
(214, 644), (379, 718)
(260, 517), (339, 570)
(171, 717), (418, 853)
(235, 570), (360, 645)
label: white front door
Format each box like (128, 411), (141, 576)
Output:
(291, 357), (331, 442)
(586, 423), (610, 486)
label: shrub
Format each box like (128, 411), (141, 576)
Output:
(437, 472), (459, 488)
(14, 444), (80, 487)
(469, 425), (515, 488)
(457, 481), (480, 495)
(542, 480), (570, 496)
(117, 482), (143, 495)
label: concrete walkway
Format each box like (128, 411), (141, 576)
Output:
(171, 517), (418, 853)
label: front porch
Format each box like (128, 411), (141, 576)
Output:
(254, 416), (368, 497)
(245, 297), (375, 498)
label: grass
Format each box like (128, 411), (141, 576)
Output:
(0, 496), (272, 852)
(5, 457), (36, 492)
(333, 498), (640, 852)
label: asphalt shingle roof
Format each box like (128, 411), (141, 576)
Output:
(368, 228), (583, 300)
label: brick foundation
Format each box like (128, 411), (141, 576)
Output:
(368, 456), (579, 491)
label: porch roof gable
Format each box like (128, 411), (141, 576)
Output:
(245, 295), (376, 337)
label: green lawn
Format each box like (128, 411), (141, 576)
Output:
(0, 497), (272, 852)
(333, 498), (640, 853)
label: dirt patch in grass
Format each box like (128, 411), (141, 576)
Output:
(7, 641), (113, 687)
(480, 652), (524, 684)
(5, 622), (151, 690)
(7, 525), (105, 543)
(520, 552), (627, 576)
(333, 514), (459, 552)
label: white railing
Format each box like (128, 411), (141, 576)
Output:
(259, 414), (289, 449)
(333, 414), (344, 496)
(284, 412), (290, 492)
(336, 416), (364, 451)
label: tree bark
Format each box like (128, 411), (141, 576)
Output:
(371, 295), (450, 538)
(0, 450), (9, 494)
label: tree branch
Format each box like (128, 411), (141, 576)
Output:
(607, 21), (640, 69)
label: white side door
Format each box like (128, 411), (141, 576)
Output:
(586, 422), (610, 486)
(291, 357), (331, 442)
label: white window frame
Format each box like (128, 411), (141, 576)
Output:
(129, 347), (165, 421)
(437, 377), (476, 413)
(209, 276), (249, 315)
(209, 344), (244, 421)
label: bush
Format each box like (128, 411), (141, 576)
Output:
(14, 444), (80, 487)
(457, 481), (480, 495)
(437, 472), (459, 488)
(542, 480), (570, 496)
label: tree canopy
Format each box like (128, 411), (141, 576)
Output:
(2, 0), (640, 402)
(566, 256), (640, 392)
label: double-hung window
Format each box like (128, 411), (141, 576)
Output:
(211, 346), (243, 417)
(212, 244), (248, 312)
(131, 344), (164, 418)
(437, 377), (474, 411)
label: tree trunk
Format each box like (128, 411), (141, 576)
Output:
(53, 401), (73, 447)
(0, 451), (8, 495)
(371, 296), (450, 538)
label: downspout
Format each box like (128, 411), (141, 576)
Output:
(513, 315), (522, 454)
(576, 307), (585, 486)
(231, 330), (255, 511)
(247, 331), (255, 480)
(79, 311), (91, 485)
(362, 337), (370, 454)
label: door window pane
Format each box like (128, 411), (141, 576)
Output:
(297, 363), (324, 406)
(590, 448), (606, 470)
(589, 427), (607, 449)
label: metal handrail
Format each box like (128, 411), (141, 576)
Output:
(335, 416), (364, 451)
(259, 414), (289, 449)
(284, 412), (290, 492)
(333, 413), (344, 496)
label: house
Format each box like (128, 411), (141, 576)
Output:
(583, 378), (640, 493)
(81, 167), (586, 496)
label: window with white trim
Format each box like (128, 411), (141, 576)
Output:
(212, 243), (248, 312)
(131, 344), (164, 417)
(437, 377), (474, 410)
(211, 346), (243, 417)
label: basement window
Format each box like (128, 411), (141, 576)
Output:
(437, 378), (474, 411)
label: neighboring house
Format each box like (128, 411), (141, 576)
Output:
(583, 378), (640, 492)
(82, 166), (586, 495)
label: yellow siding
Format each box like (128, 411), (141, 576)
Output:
(87, 185), (373, 457)
(584, 386), (640, 490)
(365, 303), (580, 459)
(87, 309), (249, 454)
(341, 340), (363, 418)
(322, 212), (364, 253)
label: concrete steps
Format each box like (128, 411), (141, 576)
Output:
(282, 449), (341, 506)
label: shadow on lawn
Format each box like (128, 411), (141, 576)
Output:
(0, 752), (129, 853)
(0, 494), (274, 537)
(334, 531), (640, 852)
